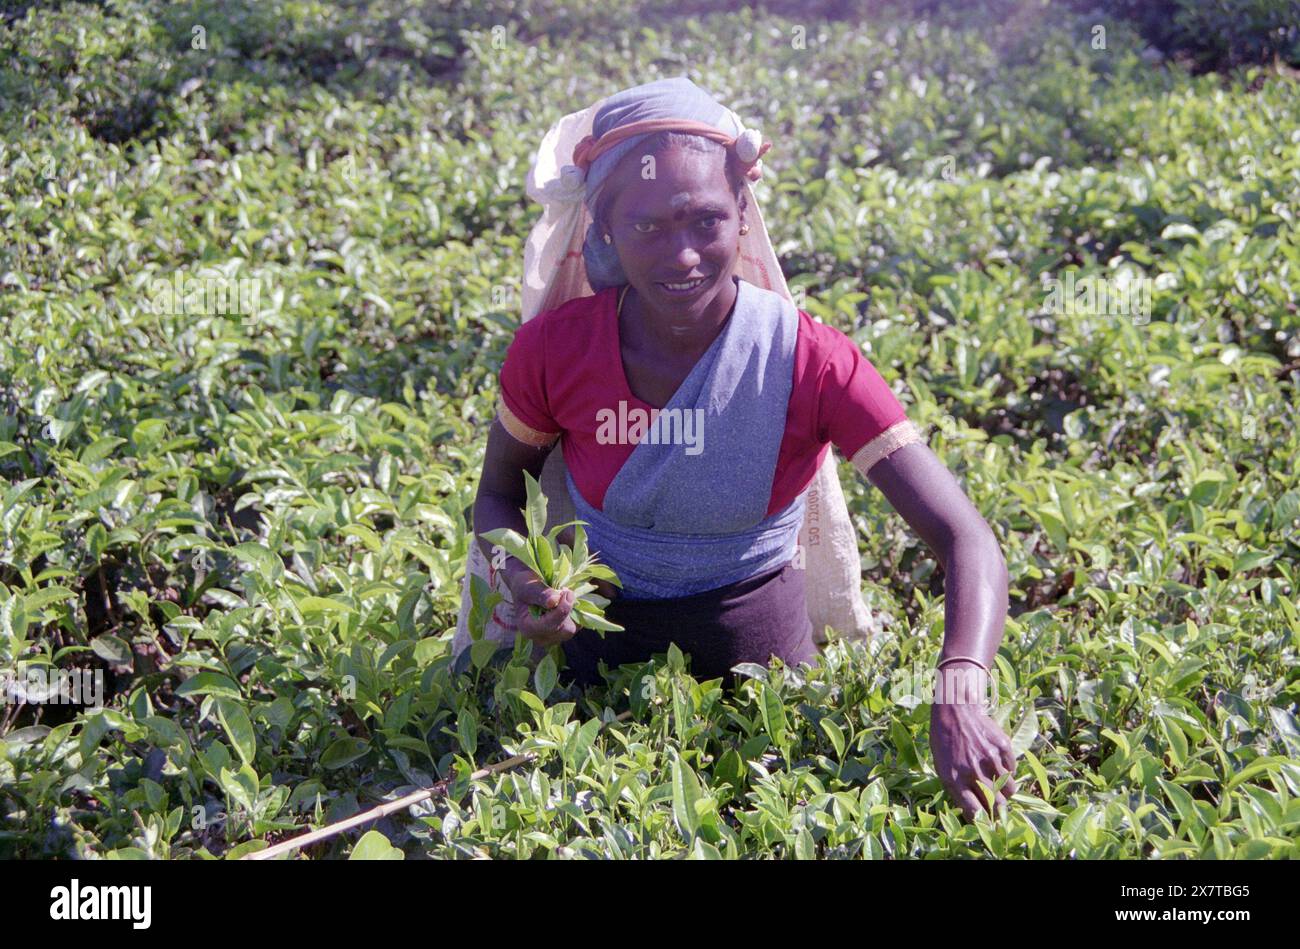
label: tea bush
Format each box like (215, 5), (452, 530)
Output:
(1074, 0), (1300, 72)
(0, 0), (1297, 858)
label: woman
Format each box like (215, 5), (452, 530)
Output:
(472, 77), (1017, 821)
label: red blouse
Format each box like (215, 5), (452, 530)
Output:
(496, 284), (917, 516)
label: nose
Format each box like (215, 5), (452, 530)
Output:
(667, 231), (702, 270)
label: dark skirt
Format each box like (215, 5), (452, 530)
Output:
(559, 559), (819, 691)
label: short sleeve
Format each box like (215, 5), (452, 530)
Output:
(817, 330), (924, 476)
(497, 317), (561, 448)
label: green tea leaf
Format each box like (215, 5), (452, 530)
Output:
(1010, 708), (1037, 757)
(480, 528), (537, 574)
(215, 698), (257, 767)
(671, 753), (702, 842)
(564, 717), (602, 771)
(532, 528), (554, 583)
(820, 718), (846, 759)
(457, 708), (479, 758)
(760, 682), (788, 745)
(176, 672), (243, 700)
(90, 634), (133, 667)
(523, 470), (547, 539)
(351, 830), (404, 860)
(571, 598), (624, 632)
(320, 737), (370, 770)
(534, 653), (557, 701)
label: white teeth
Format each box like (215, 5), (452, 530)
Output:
(663, 278), (706, 291)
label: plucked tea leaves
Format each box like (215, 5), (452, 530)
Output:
(479, 471), (624, 633)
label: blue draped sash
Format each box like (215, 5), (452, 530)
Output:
(566, 276), (805, 599)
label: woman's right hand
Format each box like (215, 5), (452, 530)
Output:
(502, 562), (578, 648)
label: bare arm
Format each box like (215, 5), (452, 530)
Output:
(863, 440), (1017, 820)
(473, 418), (552, 571)
(864, 441), (1009, 669)
(472, 420), (578, 646)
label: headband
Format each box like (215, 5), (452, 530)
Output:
(571, 117), (772, 181)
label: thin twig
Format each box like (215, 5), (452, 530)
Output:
(97, 567), (117, 627)
(244, 708), (633, 860)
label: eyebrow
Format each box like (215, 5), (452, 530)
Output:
(624, 204), (730, 222)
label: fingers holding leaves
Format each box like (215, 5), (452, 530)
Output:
(952, 786), (985, 823)
(998, 738), (1017, 775)
(970, 725), (1017, 814)
(519, 587), (577, 647)
(982, 719), (1019, 803)
(480, 472), (624, 634)
(932, 703), (1022, 823)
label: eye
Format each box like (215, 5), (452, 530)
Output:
(699, 216), (722, 229)
(632, 222), (657, 234)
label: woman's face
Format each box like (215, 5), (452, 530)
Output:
(601, 142), (744, 327)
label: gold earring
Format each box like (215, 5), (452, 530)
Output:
(603, 233), (612, 244)
(739, 224), (750, 235)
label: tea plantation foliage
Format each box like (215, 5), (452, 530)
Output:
(1, 0), (1298, 859)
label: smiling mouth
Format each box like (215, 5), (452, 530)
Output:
(657, 274), (712, 293)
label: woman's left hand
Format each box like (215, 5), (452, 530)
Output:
(930, 698), (1018, 822)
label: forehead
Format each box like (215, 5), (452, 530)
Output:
(608, 147), (732, 219)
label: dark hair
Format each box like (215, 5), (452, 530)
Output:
(593, 130), (749, 236)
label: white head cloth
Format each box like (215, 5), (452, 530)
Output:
(522, 79), (787, 317)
